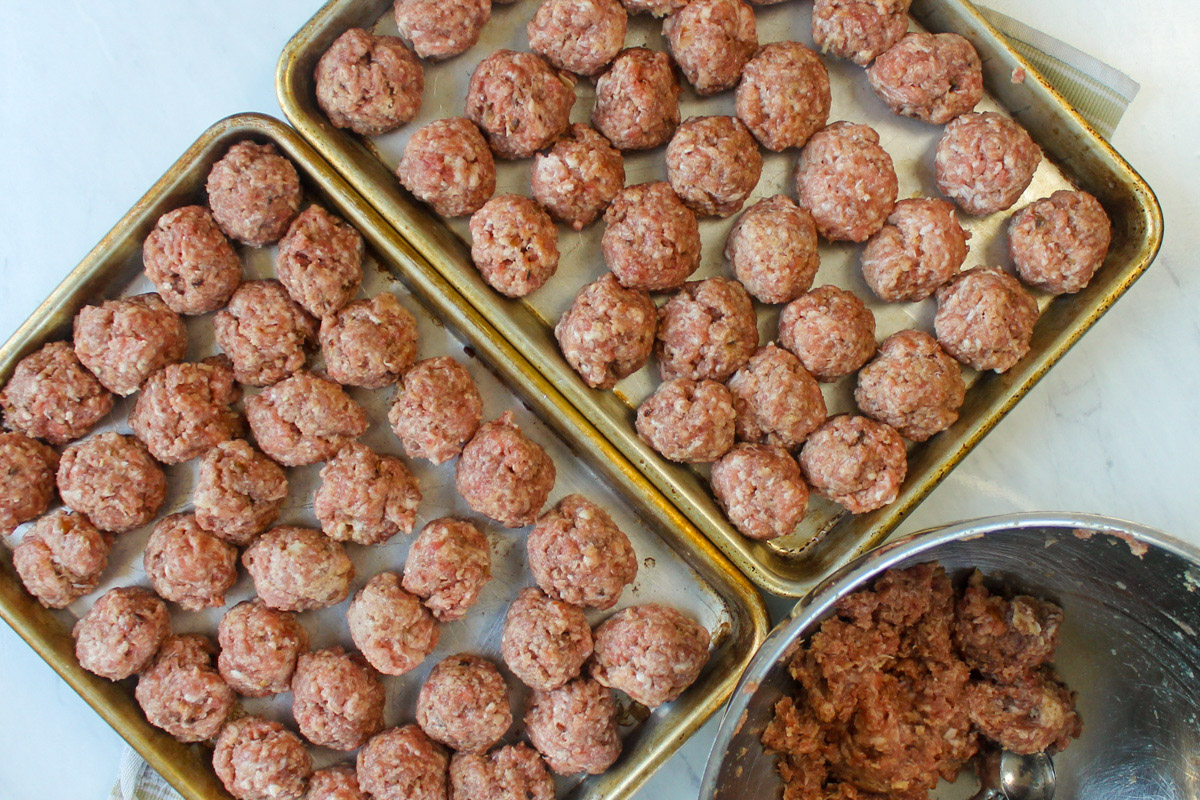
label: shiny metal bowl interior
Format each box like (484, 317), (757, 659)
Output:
(701, 513), (1200, 800)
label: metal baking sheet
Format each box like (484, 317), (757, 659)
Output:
(0, 114), (768, 800)
(276, 0), (1162, 597)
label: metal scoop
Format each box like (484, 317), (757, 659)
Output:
(970, 750), (1056, 800)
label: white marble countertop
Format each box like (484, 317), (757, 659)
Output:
(0, 1), (1194, 798)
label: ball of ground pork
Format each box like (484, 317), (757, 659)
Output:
(867, 32), (983, 124)
(466, 50), (576, 160)
(129, 357), (242, 464)
(725, 195), (821, 305)
(524, 677), (621, 775)
(736, 42), (831, 152)
(57, 432), (166, 533)
(455, 412), (556, 528)
(636, 378), (736, 463)
(320, 292), (418, 388)
(135, 634), (234, 743)
(933, 266), (1038, 372)
(314, 442), (422, 545)
(812, 0), (911, 66)
(357, 725), (448, 800)
(417, 654), (512, 752)
(592, 48), (681, 151)
(854, 329), (966, 442)
(316, 28), (424, 136)
(798, 414), (907, 513)
(711, 443), (809, 540)
(1008, 189), (1111, 295)
(0, 341), (113, 445)
(213, 716), (313, 800)
(602, 181), (701, 291)
(0, 432), (59, 534)
(527, 494), (637, 610)
(393, 0), (490, 60)
(450, 744), (554, 800)
(663, 0), (757, 96)
(795, 121), (898, 242)
(402, 517), (492, 621)
(218, 598), (309, 697)
(531, 124), (625, 231)
(528, 0), (627, 77)
(292, 647), (387, 751)
(665, 115), (763, 218)
(214, 280), (316, 387)
(935, 111), (1041, 216)
(142, 205), (243, 314)
(143, 513), (239, 611)
(206, 142), (303, 247)
(245, 371), (368, 466)
(861, 198), (970, 302)
(73, 293), (188, 396)
(655, 277), (759, 382)
(242, 526), (355, 611)
(193, 439), (288, 547)
(348, 571), (440, 676)
(589, 603), (710, 707)
(73, 586), (171, 680)
(469, 194), (559, 298)
(276, 204), (365, 319)
(555, 273), (656, 389)
(778, 286), (877, 382)
(397, 117), (497, 218)
(728, 344), (827, 450)
(13, 510), (110, 608)
(502, 587), (593, 690)
(388, 356), (483, 464)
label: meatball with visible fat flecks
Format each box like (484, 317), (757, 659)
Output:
(245, 371), (368, 467)
(1008, 189), (1111, 295)
(655, 277), (759, 382)
(524, 677), (621, 775)
(57, 432), (166, 533)
(855, 329), (965, 442)
(934, 267), (1038, 373)
(799, 414), (907, 514)
(357, 725), (448, 800)
(292, 647), (387, 751)
(728, 344), (827, 450)
(214, 280), (317, 386)
(665, 116), (762, 218)
(349, 572), (440, 676)
(663, 0), (756, 95)
(502, 587), (593, 691)
(636, 378), (735, 463)
(954, 569), (1063, 683)
(527, 494), (637, 610)
(394, 0), (490, 61)
(206, 142), (303, 248)
(449, 744), (555, 800)
(144, 513), (238, 611)
(965, 673), (1081, 755)
(13, 510), (110, 609)
(417, 654), (512, 753)
(0, 341), (113, 445)
(528, 0), (627, 77)
(0, 432), (58, 534)
(307, 766), (367, 800)
(868, 32), (983, 124)
(935, 111), (1042, 216)
(402, 518), (491, 622)
(862, 198), (970, 302)
(592, 48), (681, 151)
(314, 443), (422, 546)
(316, 28), (424, 136)
(531, 124), (625, 231)
(320, 292), (418, 389)
(73, 293), (188, 396)
(242, 526), (354, 612)
(218, 598), (309, 697)
(602, 181), (700, 291)
(142, 205), (243, 314)
(796, 121), (898, 242)
(711, 443), (809, 540)
(389, 356), (483, 464)
(213, 716), (313, 800)
(466, 50), (576, 160)
(555, 273), (656, 389)
(73, 586), (171, 681)
(812, 0), (911, 66)
(736, 42), (831, 152)
(194, 440), (288, 547)
(129, 357), (242, 464)
(135, 634), (234, 743)
(276, 205), (365, 319)
(469, 195), (560, 298)
(590, 603), (710, 707)
(778, 286), (877, 382)
(398, 118), (497, 218)
(455, 412), (556, 528)
(726, 195), (820, 305)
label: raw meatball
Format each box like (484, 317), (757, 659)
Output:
(129, 357), (242, 464)
(934, 267), (1038, 372)
(861, 198), (970, 302)
(867, 32), (983, 124)
(135, 634), (234, 743)
(501, 587), (593, 691)
(144, 513), (239, 611)
(635, 378), (735, 463)
(348, 572), (440, 676)
(469, 195), (559, 298)
(417, 654), (512, 752)
(663, 0), (756, 95)
(602, 181), (700, 291)
(357, 725), (448, 800)
(736, 42), (831, 152)
(524, 677), (621, 775)
(320, 293), (418, 388)
(276, 205), (365, 319)
(795, 121), (898, 242)
(397, 118), (497, 218)
(57, 432), (166, 533)
(73, 586), (170, 681)
(665, 116), (762, 217)
(393, 0), (490, 60)
(0, 341), (113, 445)
(13, 510), (109, 609)
(142, 205), (243, 314)
(316, 28), (424, 136)
(855, 329), (965, 442)
(531, 124), (625, 230)
(455, 412), (556, 528)
(206, 141), (303, 247)
(314, 443), (422, 545)
(245, 371), (368, 466)
(590, 604), (710, 707)
(73, 293), (188, 396)
(242, 526), (355, 611)
(812, 0), (911, 66)
(388, 356), (483, 464)
(799, 414), (907, 514)
(0, 432), (58, 533)
(402, 518), (492, 622)
(555, 273), (656, 389)
(292, 647), (387, 751)
(728, 344), (827, 449)
(1008, 190), (1111, 295)
(954, 570), (1063, 683)
(778, 286), (877, 382)
(710, 443), (809, 540)
(214, 280), (316, 386)
(726, 196), (820, 305)
(449, 744), (554, 800)
(527, 494), (637, 610)
(655, 277), (759, 381)
(465, 50), (576, 160)
(592, 48), (682, 151)
(218, 598), (309, 697)
(194, 440), (288, 547)
(528, 0), (627, 77)
(935, 111), (1042, 216)
(308, 766), (367, 800)
(213, 716), (313, 800)
(965, 674), (1081, 755)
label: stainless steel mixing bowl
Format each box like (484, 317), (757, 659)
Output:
(700, 513), (1200, 800)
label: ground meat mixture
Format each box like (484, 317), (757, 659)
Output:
(524, 677), (621, 775)
(206, 142), (303, 248)
(965, 673), (1081, 755)
(710, 443), (809, 540)
(663, 0), (757, 96)
(469, 194), (560, 298)
(449, 743), (554, 800)
(527, 494), (637, 610)
(393, 0), (490, 60)
(867, 32), (983, 124)
(778, 286), (877, 382)
(417, 654), (512, 752)
(316, 28), (424, 136)
(357, 725), (448, 800)
(531, 124), (625, 230)
(245, 371), (368, 466)
(934, 267), (1038, 373)
(602, 181), (701, 291)
(655, 277), (759, 381)
(292, 647), (387, 751)
(194, 439), (288, 546)
(402, 517), (492, 621)
(73, 293), (188, 396)
(398, 118), (496, 218)
(13, 510), (109, 608)
(729, 344), (827, 450)
(213, 716), (312, 800)
(214, 280), (316, 386)
(0, 341), (113, 445)
(590, 604), (710, 708)
(57, 432), (166, 533)
(466, 50), (576, 159)
(242, 526), (354, 611)
(726, 195), (821, 305)
(811, 0), (911, 66)
(1008, 189), (1111, 295)
(935, 111), (1042, 216)
(349, 572), (440, 676)
(308, 766), (367, 800)
(665, 116), (762, 218)
(143, 513), (238, 611)
(528, 0), (627, 77)
(799, 414), (906, 513)
(502, 587), (593, 691)
(636, 378), (736, 463)
(592, 48), (682, 151)
(0, 432), (58, 533)
(276, 205), (365, 319)
(455, 412), (556, 528)
(855, 330), (965, 442)
(796, 121), (898, 242)
(135, 634), (234, 743)
(736, 42), (831, 152)
(954, 570), (1063, 683)
(218, 598), (309, 697)
(388, 356), (483, 464)
(142, 205), (243, 315)
(73, 586), (171, 680)
(314, 443), (422, 545)
(129, 357), (242, 464)
(320, 292), (418, 388)
(861, 198), (970, 302)
(555, 273), (656, 389)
